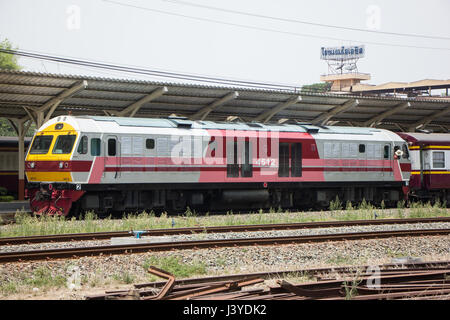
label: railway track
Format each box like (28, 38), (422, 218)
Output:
(1, 227), (449, 264)
(87, 260), (450, 300)
(1, 216), (450, 245)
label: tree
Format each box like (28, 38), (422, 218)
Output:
(0, 38), (21, 70)
(301, 82), (331, 93)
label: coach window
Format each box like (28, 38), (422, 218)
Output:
(91, 138), (101, 156)
(384, 145), (390, 159)
(146, 138), (155, 149)
(108, 139), (116, 156)
(433, 152), (445, 168)
(77, 136), (88, 154)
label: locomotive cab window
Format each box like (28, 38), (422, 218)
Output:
(52, 135), (76, 154)
(433, 152), (445, 168)
(29, 135), (53, 154)
(77, 136), (88, 154)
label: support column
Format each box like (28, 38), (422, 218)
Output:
(7, 118), (30, 200)
(17, 123), (25, 200)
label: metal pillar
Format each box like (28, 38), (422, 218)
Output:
(6, 118), (31, 200)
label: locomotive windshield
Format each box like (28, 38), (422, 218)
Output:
(52, 135), (76, 154)
(29, 135), (53, 154)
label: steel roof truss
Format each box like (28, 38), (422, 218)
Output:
(115, 86), (168, 117)
(190, 91), (239, 121)
(363, 102), (411, 127)
(254, 95), (302, 123)
(311, 99), (359, 125)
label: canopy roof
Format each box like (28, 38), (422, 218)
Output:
(0, 70), (449, 133)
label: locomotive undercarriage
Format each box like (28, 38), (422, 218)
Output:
(25, 181), (407, 216)
(408, 188), (450, 205)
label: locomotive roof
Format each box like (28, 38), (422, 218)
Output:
(78, 115), (384, 135)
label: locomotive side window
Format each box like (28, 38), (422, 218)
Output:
(383, 145), (390, 159)
(433, 152), (445, 168)
(52, 135), (76, 154)
(402, 144), (410, 159)
(30, 135), (53, 154)
(146, 139), (155, 149)
(77, 136), (88, 154)
(359, 144), (365, 153)
(91, 138), (101, 156)
(108, 138), (116, 156)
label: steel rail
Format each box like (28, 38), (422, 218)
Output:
(134, 260), (450, 289)
(1, 228), (450, 264)
(2, 216), (450, 245)
(87, 261), (450, 300)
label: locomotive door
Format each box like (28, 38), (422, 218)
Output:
(383, 144), (393, 178)
(278, 143), (290, 177)
(105, 135), (121, 180)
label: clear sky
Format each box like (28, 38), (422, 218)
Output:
(1, 0), (449, 87)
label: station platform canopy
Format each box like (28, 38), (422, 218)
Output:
(0, 69), (449, 133)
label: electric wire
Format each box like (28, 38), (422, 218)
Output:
(164, 0), (450, 41)
(102, 0), (450, 51)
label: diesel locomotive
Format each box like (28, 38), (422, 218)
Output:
(23, 115), (425, 216)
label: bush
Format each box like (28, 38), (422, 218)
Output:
(0, 195), (14, 202)
(0, 187), (7, 196)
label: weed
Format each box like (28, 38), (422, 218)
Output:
(329, 196), (343, 211)
(143, 256), (207, 278)
(112, 272), (135, 284)
(24, 267), (66, 289)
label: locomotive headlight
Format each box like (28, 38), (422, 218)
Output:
(59, 162), (64, 169)
(29, 162), (35, 169)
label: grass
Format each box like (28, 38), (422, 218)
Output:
(0, 266), (67, 296)
(1, 200), (449, 238)
(143, 256), (207, 282)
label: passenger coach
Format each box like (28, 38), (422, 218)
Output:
(397, 132), (450, 202)
(25, 116), (411, 215)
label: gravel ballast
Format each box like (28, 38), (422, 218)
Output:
(0, 232), (449, 300)
(1, 222), (450, 253)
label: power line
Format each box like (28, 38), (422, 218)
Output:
(102, 0), (450, 51)
(0, 48), (302, 91)
(164, 0), (450, 41)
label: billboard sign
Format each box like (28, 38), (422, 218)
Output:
(320, 45), (365, 61)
